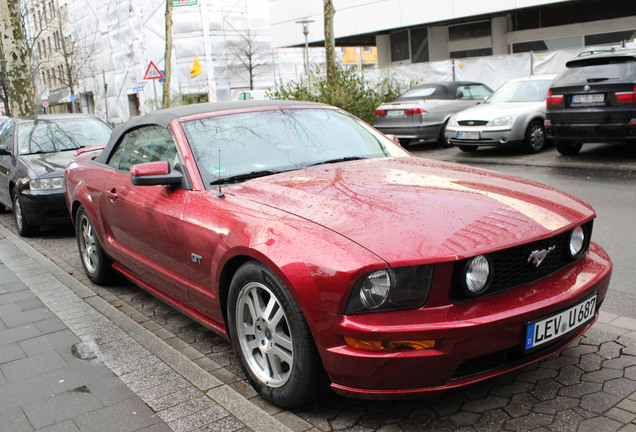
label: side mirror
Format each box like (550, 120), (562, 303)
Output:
(130, 161), (183, 186)
(384, 134), (401, 146)
(0, 145), (11, 156)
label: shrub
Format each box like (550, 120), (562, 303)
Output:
(267, 65), (413, 124)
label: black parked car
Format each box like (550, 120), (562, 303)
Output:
(0, 114), (111, 236)
(546, 49), (636, 155)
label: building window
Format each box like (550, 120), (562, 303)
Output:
(410, 27), (429, 63)
(363, 46), (372, 53)
(450, 47), (493, 59)
(41, 72), (47, 86)
(390, 30), (409, 62)
(512, 36), (582, 53)
(449, 20), (491, 42)
(585, 30), (636, 46)
(514, 0), (636, 31)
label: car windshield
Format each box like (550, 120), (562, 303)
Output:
(181, 107), (407, 187)
(486, 79), (553, 103)
(17, 118), (111, 155)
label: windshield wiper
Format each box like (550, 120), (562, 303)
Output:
(309, 156), (368, 167)
(210, 170), (279, 186)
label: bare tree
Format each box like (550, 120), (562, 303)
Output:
(228, 29), (270, 90)
(162, 0), (173, 109)
(323, 0), (336, 84)
(0, 0), (36, 116)
(53, 18), (95, 111)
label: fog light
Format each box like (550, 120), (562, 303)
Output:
(569, 226), (585, 257)
(344, 337), (435, 351)
(465, 255), (491, 295)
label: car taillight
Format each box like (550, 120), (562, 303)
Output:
(405, 108), (426, 115)
(546, 90), (564, 107)
(615, 85), (636, 104)
(375, 109), (386, 116)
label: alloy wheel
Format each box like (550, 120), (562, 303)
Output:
(235, 281), (293, 387)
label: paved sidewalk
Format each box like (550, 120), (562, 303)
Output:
(0, 228), (290, 432)
(0, 256), (171, 432)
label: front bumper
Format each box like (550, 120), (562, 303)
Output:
(314, 243), (611, 399)
(18, 188), (70, 227)
(446, 126), (523, 147)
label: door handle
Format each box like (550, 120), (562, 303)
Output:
(105, 188), (118, 200)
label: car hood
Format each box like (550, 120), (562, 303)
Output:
(453, 102), (545, 121)
(20, 150), (77, 177)
(228, 157), (594, 265)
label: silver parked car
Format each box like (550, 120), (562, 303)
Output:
(374, 81), (493, 147)
(446, 74), (556, 153)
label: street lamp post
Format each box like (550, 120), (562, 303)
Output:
(295, 19), (314, 75)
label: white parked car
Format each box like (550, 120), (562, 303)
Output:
(446, 74), (556, 153)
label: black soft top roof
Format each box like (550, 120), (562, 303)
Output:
(97, 100), (327, 163)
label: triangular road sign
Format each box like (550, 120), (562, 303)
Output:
(144, 61), (164, 80)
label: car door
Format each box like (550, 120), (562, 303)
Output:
(102, 125), (191, 303)
(0, 122), (15, 207)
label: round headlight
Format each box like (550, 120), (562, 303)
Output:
(358, 270), (392, 309)
(465, 255), (491, 295)
(569, 226), (585, 257)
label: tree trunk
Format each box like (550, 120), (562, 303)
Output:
(162, 0), (173, 109)
(323, 0), (336, 84)
(0, 0), (36, 116)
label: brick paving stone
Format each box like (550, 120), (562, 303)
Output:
(534, 395), (579, 415)
(550, 409), (587, 431)
(578, 416), (623, 432)
(600, 341), (626, 360)
(463, 396), (509, 413)
(516, 367), (558, 384)
(167, 404), (231, 432)
(504, 412), (553, 432)
(606, 408), (636, 424)
(556, 364), (585, 386)
(583, 368), (624, 383)
(605, 356), (636, 370)
(558, 381), (603, 398)
(579, 391), (622, 413)
(579, 352), (606, 372)
(604, 378), (636, 399)
(474, 408), (511, 432)
(530, 378), (561, 402)
(504, 393), (539, 418)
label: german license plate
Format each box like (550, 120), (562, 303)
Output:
(457, 131), (480, 140)
(387, 110), (405, 117)
(572, 94), (604, 104)
(525, 294), (597, 350)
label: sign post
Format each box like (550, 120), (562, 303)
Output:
(144, 61), (165, 110)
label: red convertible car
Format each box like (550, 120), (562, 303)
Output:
(65, 101), (611, 408)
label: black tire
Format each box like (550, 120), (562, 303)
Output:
(437, 120), (452, 147)
(227, 261), (327, 408)
(459, 145), (478, 152)
(75, 206), (112, 284)
(555, 140), (583, 155)
(398, 138), (411, 147)
(12, 190), (39, 237)
(523, 120), (546, 153)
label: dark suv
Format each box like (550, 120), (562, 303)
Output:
(545, 49), (636, 154)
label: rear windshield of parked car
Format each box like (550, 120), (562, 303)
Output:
(398, 85), (448, 100)
(17, 118), (112, 155)
(181, 107), (407, 187)
(559, 56), (636, 83)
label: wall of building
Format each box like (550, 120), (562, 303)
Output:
(268, 0), (575, 48)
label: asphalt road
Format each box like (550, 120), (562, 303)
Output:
(410, 141), (636, 319)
